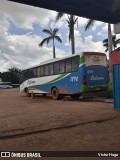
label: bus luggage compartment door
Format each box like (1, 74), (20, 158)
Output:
(86, 66), (108, 86)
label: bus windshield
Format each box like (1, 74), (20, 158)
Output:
(85, 54), (106, 66)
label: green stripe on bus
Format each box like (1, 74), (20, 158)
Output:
(46, 73), (67, 84)
(80, 56), (85, 64)
(80, 85), (108, 92)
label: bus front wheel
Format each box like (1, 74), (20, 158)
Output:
(51, 88), (62, 100)
(25, 88), (31, 97)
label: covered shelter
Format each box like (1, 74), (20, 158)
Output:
(8, 0), (120, 24)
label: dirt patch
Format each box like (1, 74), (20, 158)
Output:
(0, 88), (119, 158)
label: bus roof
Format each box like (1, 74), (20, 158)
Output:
(22, 54), (79, 71)
(82, 52), (106, 56)
(22, 52), (106, 71)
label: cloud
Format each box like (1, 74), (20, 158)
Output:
(1, 0), (57, 29)
(62, 29), (108, 58)
(0, 1), (67, 72)
(0, 25), (65, 72)
(80, 36), (108, 57)
(50, 21), (65, 30)
(90, 21), (105, 31)
(78, 17), (88, 27)
(74, 30), (82, 48)
(0, 0), (109, 72)
(97, 24), (115, 39)
(78, 18), (105, 31)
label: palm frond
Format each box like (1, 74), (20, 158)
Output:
(103, 38), (108, 43)
(66, 19), (70, 25)
(74, 17), (78, 24)
(46, 36), (53, 45)
(112, 35), (116, 43)
(103, 42), (108, 52)
(103, 43), (108, 47)
(54, 36), (62, 43)
(74, 17), (78, 27)
(56, 12), (64, 21)
(103, 43), (108, 52)
(105, 48), (108, 52)
(116, 39), (120, 44)
(39, 37), (50, 47)
(42, 29), (52, 36)
(103, 35), (120, 50)
(85, 19), (95, 31)
(53, 28), (59, 35)
(39, 26), (62, 58)
(39, 27), (62, 47)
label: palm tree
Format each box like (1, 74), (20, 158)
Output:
(39, 28), (62, 58)
(85, 19), (96, 31)
(103, 39), (109, 52)
(103, 35), (120, 52)
(56, 12), (78, 55)
(85, 19), (113, 54)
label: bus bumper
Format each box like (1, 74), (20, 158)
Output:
(80, 85), (108, 93)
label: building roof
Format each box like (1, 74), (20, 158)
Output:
(9, 0), (120, 24)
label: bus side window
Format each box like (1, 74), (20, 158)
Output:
(48, 64), (53, 75)
(66, 59), (72, 72)
(29, 69), (33, 78)
(27, 70), (30, 78)
(33, 68), (37, 77)
(24, 70), (28, 79)
(72, 57), (79, 71)
(45, 65), (49, 76)
(40, 66), (44, 76)
(60, 61), (65, 73)
(54, 62), (59, 75)
(37, 67), (41, 77)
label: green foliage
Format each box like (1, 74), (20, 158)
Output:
(0, 67), (21, 84)
(103, 35), (120, 52)
(84, 19), (95, 31)
(39, 27), (62, 58)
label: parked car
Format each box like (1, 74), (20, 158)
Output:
(0, 82), (12, 89)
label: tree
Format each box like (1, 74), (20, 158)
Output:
(85, 19), (113, 57)
(0, 72), (2, 82)
(1, 67), (21, 84)
(56, 12), (78, 55)
(85, 19), (96, 31)
(103, 35), (120, 52)
(39, 28), (62, 58)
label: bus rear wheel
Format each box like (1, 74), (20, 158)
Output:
(51, 87), (62, 100)
(25, 88), (31, 97)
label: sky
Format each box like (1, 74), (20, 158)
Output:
(0, 0), (119, 72)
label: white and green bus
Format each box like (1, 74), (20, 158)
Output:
(20, 52), (108, 100)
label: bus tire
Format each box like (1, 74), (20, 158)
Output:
(42, 93), (47, 97)
(25, 88), (31, 97)
(71, 94), (81, 100)
(51, 87), (62, 100)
